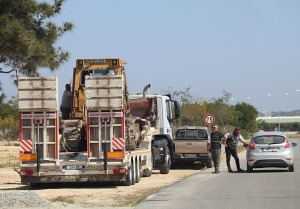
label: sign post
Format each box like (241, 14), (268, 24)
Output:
(204, 114), (215, 126)
(204, 114), (215, 132)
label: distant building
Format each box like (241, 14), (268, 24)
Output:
(257, 116), (300, 124)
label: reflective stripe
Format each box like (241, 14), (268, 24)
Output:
(20, 140), (32, 153)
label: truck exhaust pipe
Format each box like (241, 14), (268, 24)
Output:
(143, 84), (151, 98)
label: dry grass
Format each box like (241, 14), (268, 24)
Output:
(0, 140), (19, 168)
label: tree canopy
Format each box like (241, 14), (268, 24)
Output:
(0, 0), (73, 77)
(171, 88), (259, 135)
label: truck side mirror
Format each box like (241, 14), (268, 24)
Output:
(174, 101), (180, 119)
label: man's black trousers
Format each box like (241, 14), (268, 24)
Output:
(225, 147), (241, 170)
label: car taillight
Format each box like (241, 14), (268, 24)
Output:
(207, 143), (211, 152)
(249, 141), (255, 149)
(285, 140), (291, 149)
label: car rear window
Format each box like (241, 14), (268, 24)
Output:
(176, 129), (208, 139)
(253, 135), (285, 144)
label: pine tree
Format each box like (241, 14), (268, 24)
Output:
(0, 0), (73, 77)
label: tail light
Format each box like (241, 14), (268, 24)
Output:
(207, 143), (211, 152)
(113, 167), (127, 174)
(249, 141), (255, 149)
(285, 140), (291, 149)
(19, 170), (33, 176)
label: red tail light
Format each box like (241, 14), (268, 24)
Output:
(249, 141), (255, 149)
(207, 143), (211, 152)
(285, 140), (291, 149)
(113, 167), (127, 174)
(19, 170), (33, 176)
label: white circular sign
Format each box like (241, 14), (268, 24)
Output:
(204, 114), (215, 125)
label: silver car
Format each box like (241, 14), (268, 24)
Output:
(246, 131), (297, 172)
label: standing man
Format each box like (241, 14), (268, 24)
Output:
(60, 84), (72, 119)
(223, 128), (247, 173)
(210, 125), (225, 174)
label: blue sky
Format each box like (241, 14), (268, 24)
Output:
(1, 0), (300, 114)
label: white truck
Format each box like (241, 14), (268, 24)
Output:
(17, 58), (180, 187)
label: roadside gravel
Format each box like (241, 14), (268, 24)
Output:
(0, 191), (52, 208)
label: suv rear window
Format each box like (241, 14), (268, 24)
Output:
(176, 129), (208, 139)
(253, 135), (285, 144)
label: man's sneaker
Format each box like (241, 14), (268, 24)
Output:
(228, 169), (233, 173)
(237, 168), (244, 172)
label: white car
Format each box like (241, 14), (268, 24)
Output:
(246, 131), (297, 172)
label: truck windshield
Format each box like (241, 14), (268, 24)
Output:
(80, 68), (116, 86)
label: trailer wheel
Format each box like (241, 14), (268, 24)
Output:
(135, 158), (141, 183)
(159, 147), (171, 174)
(143, 155), (153, 177)
(131, 159), (136, 185)
(121, 163), (133, 186)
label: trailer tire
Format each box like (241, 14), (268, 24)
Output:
(135, 158), (141, 183)
(143, 155), (153, 177)
(159, 147), (171, 174)
(131, 159), (136, 185)
(121, 163), (133, 186)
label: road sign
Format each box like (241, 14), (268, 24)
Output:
(204, 114), (215, 125)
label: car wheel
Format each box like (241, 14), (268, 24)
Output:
(247, 163), (253, 173)
(288, 164), (294, 172)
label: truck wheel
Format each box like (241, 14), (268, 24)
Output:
(206, 159), (212, 168)
(159, 147), (171, 174)
(143, 155), (153, 177)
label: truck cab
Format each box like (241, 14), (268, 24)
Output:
(129, 87), (180, 173)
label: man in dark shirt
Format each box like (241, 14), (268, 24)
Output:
(223, 128), (247, 172)
(60, 84), (72, 119)
(210, 125), (225, 174)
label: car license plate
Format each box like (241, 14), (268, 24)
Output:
(262, 148), (278, 152)
(185, 154), (197, 157)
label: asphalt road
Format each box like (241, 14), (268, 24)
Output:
(135, 139), (300, 209)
